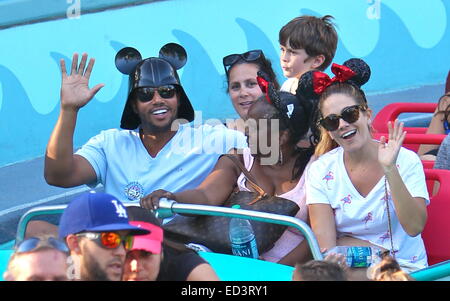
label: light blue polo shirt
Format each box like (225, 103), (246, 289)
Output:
(75, 123), (247, 203)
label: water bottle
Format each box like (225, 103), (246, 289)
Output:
(325, 246), (382, 268)
(229, 206), (259, 259)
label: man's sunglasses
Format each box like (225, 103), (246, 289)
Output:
(77, 232), (134, 251)
(15, 237), (69, 254)
(135, 85), (177, 103)
(223, 50), (264, 75)
(319, 105), (366, 131)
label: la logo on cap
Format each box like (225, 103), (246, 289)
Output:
(111, 200), (128, 218)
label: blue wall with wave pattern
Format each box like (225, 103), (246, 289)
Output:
(0, 0), (449, 167)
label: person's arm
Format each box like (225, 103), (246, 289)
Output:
(308, 204), (337, 250)
(304, 160), (337, 251)
(418, 95), (449, 156)
(384, 167), (427, 236)
(435, 134), (450, 170)
(44, 53), (104, 187)
(140, 154), (241, 209)
(432, 134), (450, 195)
(185, 263), (220, 281)
(277, 239), (312, 266)
(379, 120), (427, 237)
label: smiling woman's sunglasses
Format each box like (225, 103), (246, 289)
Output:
(135, 85), (177, 103)
(77, 232), (134, 251)
(223, 50), (264, 75)
(319, 105), (366, 131)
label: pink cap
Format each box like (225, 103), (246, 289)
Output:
(129, 221), (163, 254)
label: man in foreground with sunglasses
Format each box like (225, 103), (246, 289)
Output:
(44, 46), (246, 207)
(3, 235), (69, 281)
(58, 191), (149, 281)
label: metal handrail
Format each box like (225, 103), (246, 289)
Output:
(156, 199), (323, 260)
(15, 205), (67, 245)
(14, 199), (323, 260)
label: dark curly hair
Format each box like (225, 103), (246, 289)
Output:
(279, 15), (338, 71)
(252, 87), (319, 179)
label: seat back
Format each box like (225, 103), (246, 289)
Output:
(372, 102), (437, 134)
(422, 169), (450, 266)
(422, 160), (435, 170)
(372, 132), (446, 153)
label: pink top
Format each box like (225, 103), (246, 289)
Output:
(236, 148), (312, 263)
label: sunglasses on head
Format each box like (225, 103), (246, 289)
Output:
(319, 105), (366, 131)
(77, 232), (134, 251)
(15, 237), (69, 254)
(135, 85), (177, 103)
(223, 50), (264, 75)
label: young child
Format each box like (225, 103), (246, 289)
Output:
(279, 15), (338, 94)
(292, 253), (348, 281)
(368, 255), (415, 281)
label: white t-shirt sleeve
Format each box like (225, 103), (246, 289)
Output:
(305, 160), (331, 205)
(75, 130), (110, 186)
(227, 127), (248, 150)
(397, 148), (430, 205)
(203, 124), (248, 154)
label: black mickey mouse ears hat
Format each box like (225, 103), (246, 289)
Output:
(115, 43), (194, 130)
(297, 58), (371, 101)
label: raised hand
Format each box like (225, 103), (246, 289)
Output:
(378, 119), (406, 172)
(60, 53), (104, 111)
(140, 189), (176, 211)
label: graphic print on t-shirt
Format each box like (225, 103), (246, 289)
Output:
(322, 171), (334, 190)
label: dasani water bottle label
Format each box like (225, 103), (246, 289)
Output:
(231, 239), (258, 258)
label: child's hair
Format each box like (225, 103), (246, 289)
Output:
(294, 260), (347, 281)
(279, 15), (338, 71)
(369, 256), (415, 281)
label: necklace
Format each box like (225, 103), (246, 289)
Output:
(384, 177), (396, 259)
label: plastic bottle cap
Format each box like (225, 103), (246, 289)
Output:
(232, 205), (241, 209)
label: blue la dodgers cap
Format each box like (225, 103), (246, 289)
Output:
(58, 191), (150, 239)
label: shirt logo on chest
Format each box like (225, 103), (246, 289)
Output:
(124, 181), (144, 201)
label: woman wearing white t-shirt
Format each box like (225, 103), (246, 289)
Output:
(302, 58), (429, 279)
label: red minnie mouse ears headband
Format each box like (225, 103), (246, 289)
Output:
(297, 58), (371, 100)
(256, 71), (276, 105)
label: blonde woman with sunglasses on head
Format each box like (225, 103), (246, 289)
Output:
(3, 235), (69, 281)
(302, 59), (429, 280)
